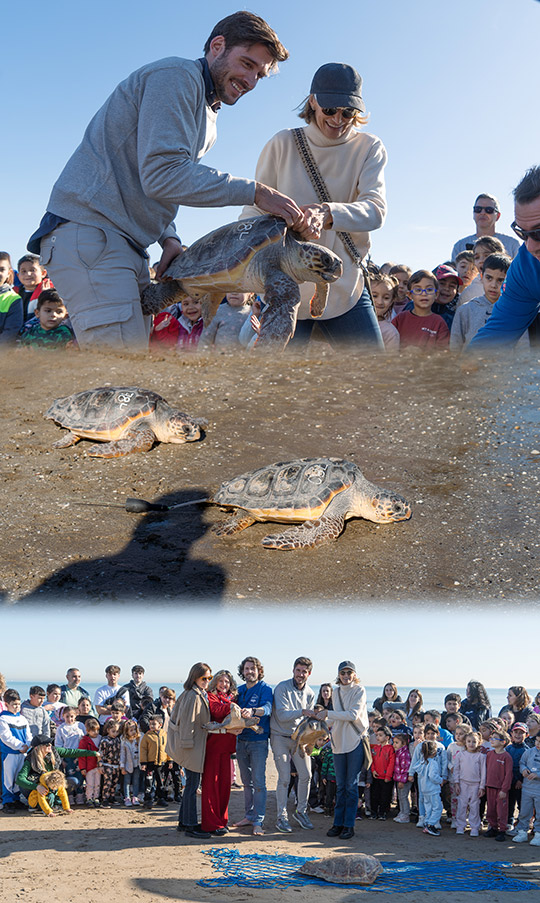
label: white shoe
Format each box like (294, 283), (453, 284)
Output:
(124, 797), (132, 807)
(513, 830), (529, 843)
(416, 817), (425, 828)
(530, 834), (540, 847)
(456, 829), (464, 835)
(310, 805), (324, 814)
(470, 831), (479, 837)
(393, 814), (409, 823)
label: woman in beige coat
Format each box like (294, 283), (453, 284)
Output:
(166, 662), (230, 839)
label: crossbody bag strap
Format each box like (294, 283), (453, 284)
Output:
(292, 128), (372, 286)
(336, 686), (363, 736)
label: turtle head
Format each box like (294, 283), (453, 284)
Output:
(290, 241), (343, 285)
(160, 413), (208, 444)
(361, 489), (412, 524)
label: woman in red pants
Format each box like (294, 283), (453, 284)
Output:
(201, 670), (239, 836)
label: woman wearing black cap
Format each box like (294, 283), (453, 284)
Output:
(15, 733), (98, 807)
(241, 62), (387, 349)
(306, 660), (368, 839)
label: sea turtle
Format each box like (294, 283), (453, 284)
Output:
(140, 215), (343, 348)
(203, 702), (262, 734)
(291, 713), (330, 758)
(45, 387), (206, 458)
(212, 457), (412, 550)
(298, 853), (384, 886)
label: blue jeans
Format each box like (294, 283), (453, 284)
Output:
(289, 288), (384, 350)
(333, 742), (365, 828)
(236, 738), (269, 826)
(178, 768), (200, 827)
(123, 766), (142, 799)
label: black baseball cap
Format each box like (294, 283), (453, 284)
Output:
(310, 63), (365, 113)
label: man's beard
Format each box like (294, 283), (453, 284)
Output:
(209, 53), (239, 106)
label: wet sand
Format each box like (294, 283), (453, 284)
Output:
(2, 345), (539, 605)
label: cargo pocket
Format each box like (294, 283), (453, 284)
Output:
(76, 302), (135, 330)
(39, 234), (56, 267)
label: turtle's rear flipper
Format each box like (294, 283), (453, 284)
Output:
(87, 428), (156, 458)
(53, 431), (81, 449)
(213, 512), (256, 537)
(255, 274), (300, 349)
(262, 514), (345, 550)
(140, 281), (187, 316)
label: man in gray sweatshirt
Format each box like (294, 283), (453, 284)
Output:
(28, 12), (309, 350)
(270, 656), (315, 833)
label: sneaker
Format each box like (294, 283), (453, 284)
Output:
(470, 830), (479, 837)
(155, 799), (169, 808)
(293, 810), (314, 830)
(131, 797), (140, 806)
(124, 797), (132, 807)
(340, 827), (354, 840)
(378, 813), (388, 821)
(276, 816), (292, 833)
(393, 814), (409, 824)
(506, 826), (517, 836)
(456, 829), (465, 835)
(495, 832), (506, 842)
(484, 827), (498, 838)
(424, 825), (440, 836)
(93, 799), (101, 808)
(101, 800), (111, 809)
(512, 830), (529, 843)
(310, 805), (324, 814)
(530, 835), (540, 847)
(416, 817), (425, 828)
(86, 799), (94, 808)
(326, 825), (343, 837)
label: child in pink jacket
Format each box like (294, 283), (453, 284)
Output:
(392, 733), (412, 823)
(453, 732), (486, 836)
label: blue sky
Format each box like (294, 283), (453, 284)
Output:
(4, 0), (539, 271)
(2, 604), (539, 689)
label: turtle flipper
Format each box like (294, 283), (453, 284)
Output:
(262, 513), (345, 550)
(140, 281), (187, 316)
(200, 293), (224, 327)
(310, 283), (329, 318)
(53, 432), (81, 449)
(256, 273), (300, 349)
(213, 512), (256, 537)
(87, 428), (156, 458)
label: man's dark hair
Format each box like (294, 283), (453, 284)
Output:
(204, 11), (288, 69)
(238, 656), (264, 681)
(513, 166), (540, 205)
(444, 692), (462, 705)
(3, 688), (21, 703)
(482, 253), (511, 275)
(47, 684), (61, 695)
(294, 656), (313, 671)
(17, 253), (41, 269)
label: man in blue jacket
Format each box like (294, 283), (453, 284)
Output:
(469, 166), (540, 348)
(234, 656), (273, 834)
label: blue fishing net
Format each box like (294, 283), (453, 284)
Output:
(199, 848), (535, 892)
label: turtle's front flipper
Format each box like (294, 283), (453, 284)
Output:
(87, 428), (156, 458)
(310, 283), (329, 318)
(256, 273), (300, 349)
(262, 513), (345, 550)
(53, 432), (81, 449)
(140, 281), (187, 316)
(200, 293), (224, 327)
(213, 511), (256, 537)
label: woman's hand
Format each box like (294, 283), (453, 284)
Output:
(300, 203), (333, 235)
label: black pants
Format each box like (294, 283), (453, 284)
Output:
(144, 763), (168, 801)
(370, 778), (393, 816)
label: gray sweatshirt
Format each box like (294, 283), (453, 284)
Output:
(20, 701), (51, 739)
(270, 678), (315, 738)
(47, 57), (256, 250)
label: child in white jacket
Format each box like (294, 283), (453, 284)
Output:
(409, 740), (444, 836)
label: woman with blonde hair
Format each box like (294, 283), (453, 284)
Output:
(241, 63), (387, 349)
(309, 660), (368, 840)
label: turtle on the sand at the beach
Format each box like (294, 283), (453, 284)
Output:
(203, 703), (262, 734)
(45, 387), (206, 458)
(212, 457), (412, 550)
(299, 853), (384, 886)
(140, 215), (343, 348)
(291, 713), (330, 757)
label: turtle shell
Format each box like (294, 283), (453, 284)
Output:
(299, 853), (383, 886)
(213, 458), (357, 522)
(45, 387), (166, 441)
(165, 215), (287, 284)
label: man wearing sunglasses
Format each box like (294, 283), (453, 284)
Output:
(451, 193), (520, 261)
(469, 166), (540, 348)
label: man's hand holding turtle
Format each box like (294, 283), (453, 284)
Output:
(155, 237), (185, 279)
(254, 183), (316, 238)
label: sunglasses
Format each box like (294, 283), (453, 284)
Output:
(511, 220), (540, 243)
(200, 676), (212, 682)
(339, 669), (354, 675)
(321, 107), (357, 120)
(473, 205), (498, 214)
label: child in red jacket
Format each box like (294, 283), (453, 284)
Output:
(367, 725), (395, 820)
(78, 718), (102, 806)
(485, 729), (513, 841)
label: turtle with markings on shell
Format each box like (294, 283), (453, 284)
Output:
(203, 703), (263, 735)
(45, 387), (206, 458)
(291, 713), (330, 758)
(298, 853), (383, 886)
(212, 457), (412, 550)
(140, 215), (343, 348)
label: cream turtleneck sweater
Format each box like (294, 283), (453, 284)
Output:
(241, 121), (387, 320)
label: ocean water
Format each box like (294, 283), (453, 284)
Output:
(5, 682), (532, 718)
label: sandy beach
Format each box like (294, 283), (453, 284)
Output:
(2, 753), (540, 903)
(2, 345), (540, 605)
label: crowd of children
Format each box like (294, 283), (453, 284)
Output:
(2, 670), (538, 850)
(1, 230), (522, 354)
